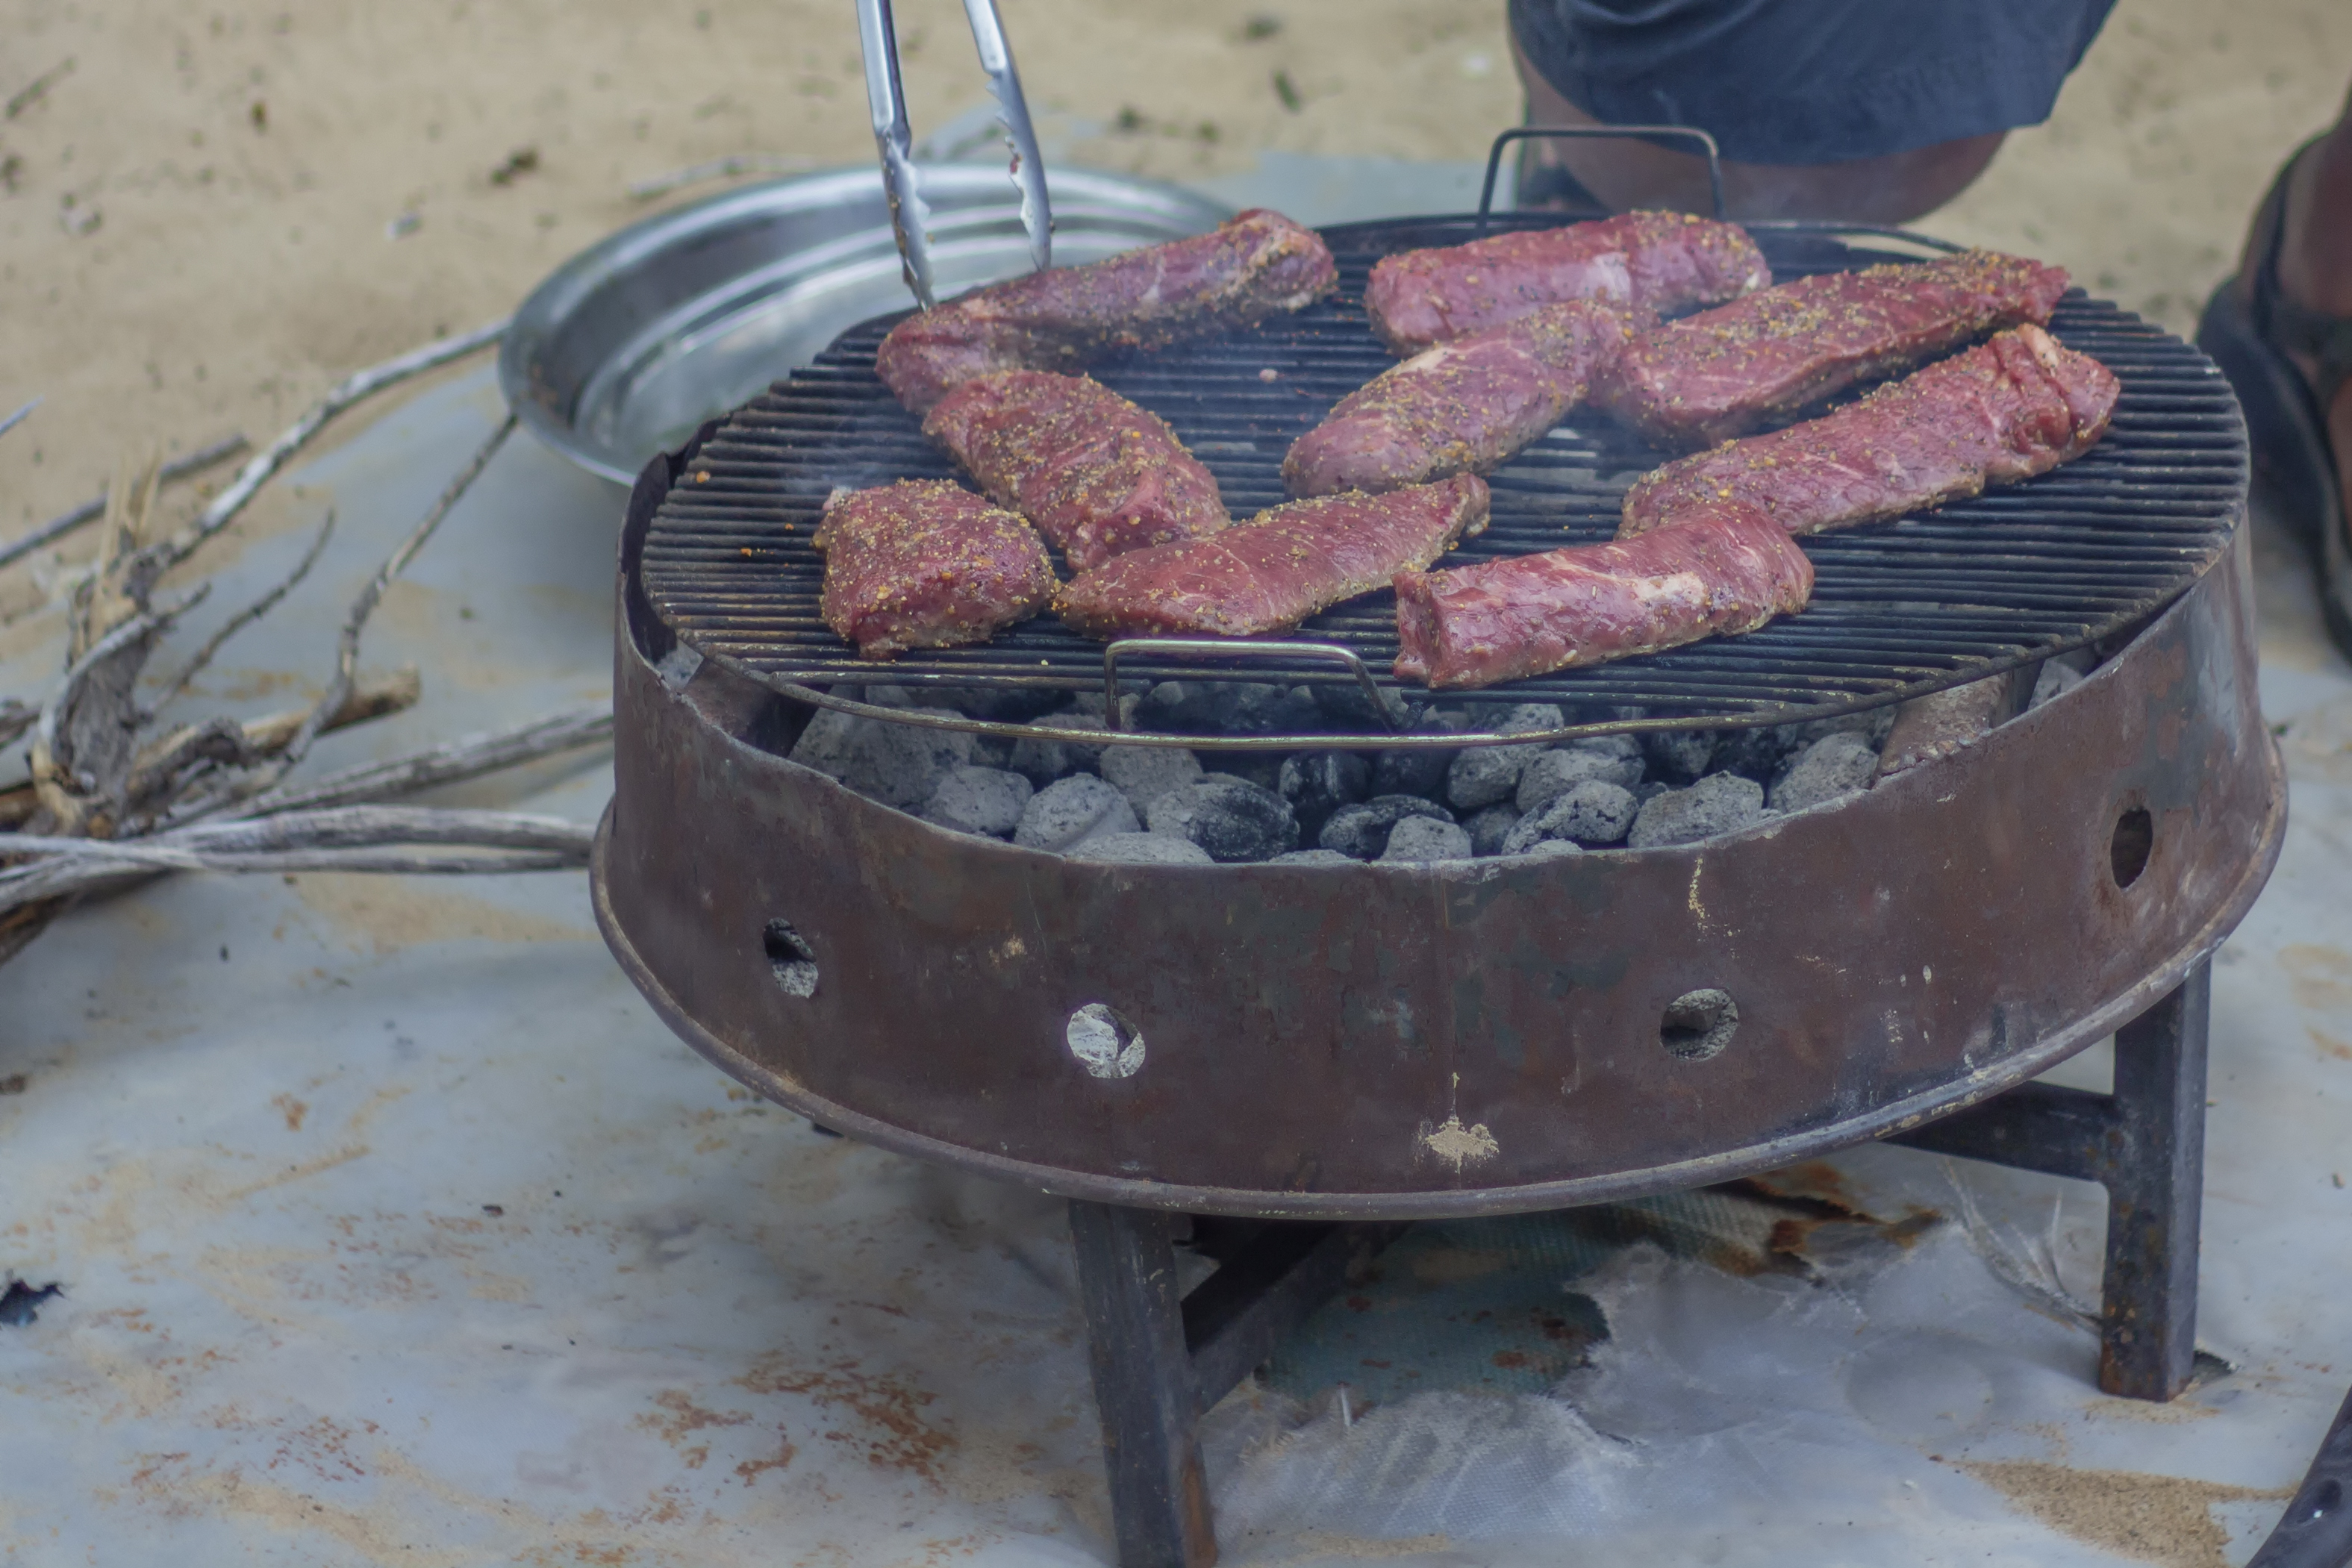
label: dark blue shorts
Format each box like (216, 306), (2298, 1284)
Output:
(1509, 0), (2116, 166)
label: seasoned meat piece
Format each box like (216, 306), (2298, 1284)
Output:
(876, 209), (1338, 413)
(1597, 249), (2073, 446)
(1619, 324), (2118, 538)
(1282, 300), (1652, 498)
(925, 371), (1228, 572)
(1056, 475), (1490, 640)
(1364, 210), (1768, 354)
(1392, 504), (1814, 690)
(815, 480), (1053, 659)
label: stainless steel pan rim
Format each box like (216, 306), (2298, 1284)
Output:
(502, 163), (1232, 482)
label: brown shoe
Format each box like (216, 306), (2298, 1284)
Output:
(2198, 136), (2352, 661)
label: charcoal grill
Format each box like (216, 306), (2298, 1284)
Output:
(593, 213), (2283, 1567)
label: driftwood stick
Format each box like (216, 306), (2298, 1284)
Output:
(243, 704), (612, 816)
(137, 319), (508, 586)
(0, 702), (34, 754)
(0, 805), (592, 912)
(149, 510), (336, 716)
(0, 433), (249, 573)
(3, 805), (590, 860)
(270, 412), (517, 784)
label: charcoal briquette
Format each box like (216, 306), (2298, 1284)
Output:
(1318, 794), (1456, 860)
(1627, 772), (1767, 849)
(920, 766), (1035, 837)
(1279, 751), (1371, 838)
(1014, 773), (1140, 852)
(1146, 774), (1300, 863)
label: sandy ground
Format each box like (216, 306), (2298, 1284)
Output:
(0, 0), (2347, 537)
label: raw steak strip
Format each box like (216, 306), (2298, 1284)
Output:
(1282, 301), (1652, 498)
(1364, 211), (1768, 355)
(1056, 475), (1490, 640)
(816, 480), (1054, 659)
(925, 371), (1228, 572)
(1393, 504), (1815, 690)
(876, 209), (1338, 413)
(1618, 325), (2119, 539)
(1597, 249), (2073, 446)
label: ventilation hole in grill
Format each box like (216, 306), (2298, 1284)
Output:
(1661, 990), (1739, 1061)
(2300, 1478), (2343, 1524)
(2110, 807), (2153, 889)
(762, 919), (820, 999)
(1066, 1003), (1146, 1079)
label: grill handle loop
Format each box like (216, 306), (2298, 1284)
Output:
(1101, 640), (1402, 734)
(855, 0), (1052, 310)
(1477, 125), (1726, 230)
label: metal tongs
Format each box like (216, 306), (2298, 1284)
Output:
(854, 0), (1051, 310)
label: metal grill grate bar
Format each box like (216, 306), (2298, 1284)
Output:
(638, 219), (2245, 740)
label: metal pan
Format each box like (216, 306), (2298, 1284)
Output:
(501, 164), (1232, 483)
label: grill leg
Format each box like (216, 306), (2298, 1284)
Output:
(2098, 960), (2209, 1400)
(1886, 958), (2211, 1401)
(1069, 1201), (1217, 1568)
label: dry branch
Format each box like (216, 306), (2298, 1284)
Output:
(0, 316), (616, 967)
(267, 412), (517, 786)
(0, 433), (249, 572)
(243, 705), (613, 817)
(137, 318), (507, 589)
(0, 806), (593, 912)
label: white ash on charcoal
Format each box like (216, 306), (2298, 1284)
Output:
(1146, 775), (1300, 863)
(1005, 720), (1093, 786)
(788, 706), (976, 810)
(1270, 848), (1359, 866)
(1768, 732), (1880, 813)
(1628, 772), (1768, 849)
(1279, 751), (1371, 840)
(1444, 703), (1568, 810)
(1014, 773), (1139, 852)
(1521, 837), (1582, 860)
(1319, 795), (1458, 860)
(1503, 778), (1641, 853)
(1515, 738), (1644, 814)
(1099, 743), (1204, 815)
(921, 766), (1034, 837)
(1069, 831), (1214, 866)
(1379, 815), (1474, 863)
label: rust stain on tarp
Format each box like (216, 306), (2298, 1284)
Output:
(290, 874), (592, 957)
(736, 1358), (953, 1482)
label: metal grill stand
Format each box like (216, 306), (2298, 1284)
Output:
(1073, 961), (2212, 1568)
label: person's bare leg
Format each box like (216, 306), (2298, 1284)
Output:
(1511, 35), (2003, 223)
(2269, 85), (2352, 522)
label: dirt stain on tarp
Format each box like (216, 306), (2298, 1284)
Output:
(737, 1358), (952, 1481)
(634, 1389), (752, 1472)
(1959, 1460), (2288, 1568)
(289, 873), (590, 956)
(2280, 944), (2352, 1013)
